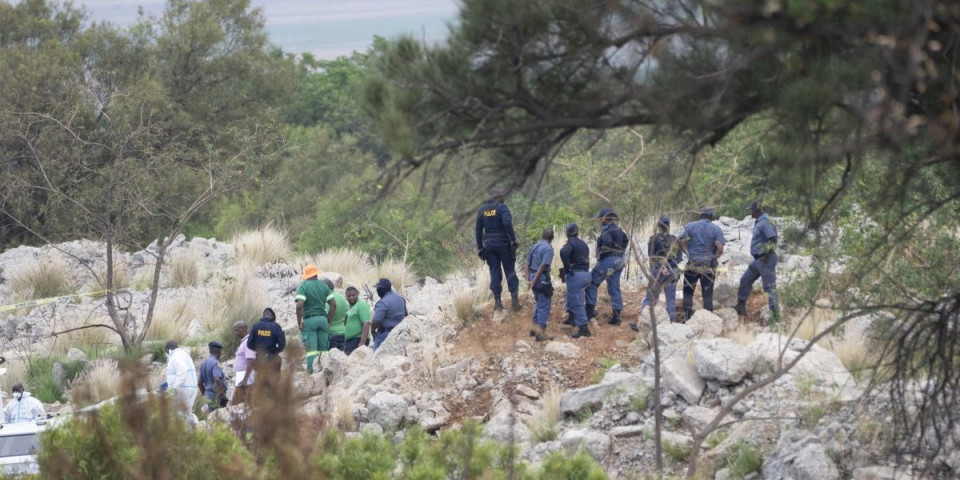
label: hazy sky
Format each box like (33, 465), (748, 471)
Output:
(76, 0), (459, 59)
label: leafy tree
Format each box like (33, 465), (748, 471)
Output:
(0, 0), (292, 350)
(365, 0), (960, 476)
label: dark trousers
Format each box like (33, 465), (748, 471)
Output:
(683, 261), (717, 320)
(344, 337), (362, 355)
(484, 244), (519, 295)
(329, 334), (346, 352)
(738, 252), (779, 311)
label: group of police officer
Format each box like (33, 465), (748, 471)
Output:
(476, 188), (779, 340)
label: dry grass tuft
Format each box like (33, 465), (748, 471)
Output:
(791, 306), (836, 342)
(41, 312), (118, 357)
(330, 394), (357, 431)
(302, 248), (377, 286)
(376, 258), (417, 292)
(233, 226), (292, 266)
(167, 250), (203, 288)
(70, 359), (120, 407)
(10, 257), (73, 301)
(147, 297), (194, 343)
(726, 324), (757, 346)
(92, 254), (130, 291)
(830, 337), (873, 381)
(420, 332), (453, 385)
(527, 385), (563, 442)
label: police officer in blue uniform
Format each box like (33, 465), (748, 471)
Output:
(476, 187), (520, 311)
(736, 202), (779, 318)
(679, 208), (726, 321)
(372, 278), (407, 350)
(560, 223), (593, 339)
(585, 207), (630, 325)
(525, 228), (555, 342)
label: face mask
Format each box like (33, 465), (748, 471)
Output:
(13, 392), (22, 400)
(166, 349), (173, 356)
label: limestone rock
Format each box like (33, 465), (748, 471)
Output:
(609, 425), (646, 438)
(366, 391), (408, 430)
(648, 323), (695, 362)
(852, 466), (915, 480)
(638, 305), (670, 327)
(515, 384), (540, 400)
(483, 408), (531, 444)
(748, 333), (859, 401)
(683, 406), (719, 433)
(687, 310), (723, 339)
(712, 280), (739, 309)
(560, 429), (611, 462)
(417, 403), (450, 432)
(762, 430), (840, 480)
(207, 404), (248, 426)
(544, 341), (580, 359)
(662, 356), (705, 405)
(715, 308), (740, 334)
(560, 372), (645, 416)
(694, 338), (755, 385)
(435, 357), (472, 385)
(292, 371), (325, 398)
(66, 348), (87, 362)
(319, 271), (343, 288)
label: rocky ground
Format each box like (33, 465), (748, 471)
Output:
(0, 217), (952, 479)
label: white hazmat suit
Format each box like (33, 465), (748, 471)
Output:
(165, 347), (198, 425)
(4, 391), (46, 424)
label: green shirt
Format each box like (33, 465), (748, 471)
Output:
(345, 300), (371, 340)
(326, 291), (350, 336)
(296, 279), (331, 319)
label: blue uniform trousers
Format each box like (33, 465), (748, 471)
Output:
(683, 261), (717, 319)
(532, 290), (551, 328)
(373, 328), (393, 350)
(642, 268), (678, 322)
(485, 245), (519, 295)
(586, 255), (625, 310)
(565, 271), (592, 327)
(738, 252), (779, 311)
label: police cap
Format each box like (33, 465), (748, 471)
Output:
(746, 201), (760, 212)
(565, 223), (579, 237)
(489, 187), (507, 199)
(208, 341), (223, 350)
(374, 278), (392, 290)
(596, 206), (617, 220)
(658, 214), (670, 226)
(700, 208), (715, 219)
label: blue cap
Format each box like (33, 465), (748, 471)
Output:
(375, 278), (392, 290)
(658, 214), (670, 226)
(208, 341), (223, 350)
(597, 207), (617, 220)
(565, 223), (579, 237)
(747, 201), (760, 212)
(700, 208), (715, 219)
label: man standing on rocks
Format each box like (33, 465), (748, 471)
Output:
(737, 201), (779, 319)
(371, 278), (407, 350)
(296, 265), (336, 374)
(632, 214), (682, 331)
(475, 187), (521, 312)
(679, 208), (726, 321)
(231, 320), (256, 405)
(198, 341), (227, 412)
(560, 223), (593, 339)
(164, 340), (198, 425)
(525, 228), (555, 342)
(345, 286), (371, 354)
(247, 307), (285, 372)
(585, 207), (630, 326)
(322, 278), (350, 353)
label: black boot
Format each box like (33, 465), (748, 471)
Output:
(563, 311), (575, 326)
(586, 304), (597, 320)
(735, 301), (747, 316)
(572, 325), (592, 339)
(534, 326), (554, 342)
(629, 322), (640, 332)
(511, 291), (521, 311)
(494, 294), (503, 311)
(608, 309), (621, 326)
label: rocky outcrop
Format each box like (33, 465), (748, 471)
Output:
(748, 333), (859, 401)
(693, 338), (755, 385)
(763, 430), (840, 480)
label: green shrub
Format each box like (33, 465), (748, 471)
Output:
(539, 450), (608, 479)
(314, 431), (396, 479)
(725, 441), (763, 479)
(24, 357), (86, 403)
(628, 389), (653, 412)
(664, 440), (691, 462)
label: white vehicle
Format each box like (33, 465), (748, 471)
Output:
(0, 420), (44, 476)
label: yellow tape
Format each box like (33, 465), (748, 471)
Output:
(0, 290), (110, 313)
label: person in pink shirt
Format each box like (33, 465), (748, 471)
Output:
(231, 320), (257, 405)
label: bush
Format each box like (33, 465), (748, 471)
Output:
(233, 226), (292, 266)
(724, 441), (763, 479)
(24, 356), (87, 403)
(10, 257), (73, 300)
(167, 249), (203, 288)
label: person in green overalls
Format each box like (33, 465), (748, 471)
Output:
(296, 265), (336, 374)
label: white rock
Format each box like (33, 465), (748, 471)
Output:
(560, 429), (611, 462)
(712, 280), (739, 309)
(609, 425), (646, 438)
(366, 391), (408, 430)
(852, 466), (915, 480)
(483, 409), (531, 444)
(638, 305), (670, 327)
(662, 356), (705, 405)
(714, 308), (740, 334)
(515, 385), (540, 400)
(748, 333), (859, 401)
(683, 406), (719, 433)
(694, 338), (755, 385)
(763, 430), (840, 480)
(66, 348), (87, 362)
(687, 310), (723, 339)
(560, 372), (645, 416)
(544, 341), (580, 359)
(648, 323), (695, 362)
(435, 357), (472, 385)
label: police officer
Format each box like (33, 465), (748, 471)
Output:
(633, 214), (681, 330)
(372, 278), (407, 350)
(679, 208), (726, 321)
(476, 187), (520, 311)
(525, 228), (555, 342)
(247, 307), (286, 372)
(560, 223), (593, 339)
(585, 207), (630, 325)
(736, 202), (779, 318)
(198, 341), (227, 412)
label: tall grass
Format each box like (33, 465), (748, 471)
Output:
(305, 248), (377, 285)
(146, 297), (194, 343)
(70, 359), (120, 407)
(527, 385), (563, 442)
(726, 324), (757, 346)
(233, 226), (292, 266)
(376, 257), (417, 292)
(167, 250), (203, 288)
(830, 337), (872, 382)
(92, 253), (130, 291)
(203, 278), (267, 356)
(41, 312), (117, 357)
(9, 257), (73, 301)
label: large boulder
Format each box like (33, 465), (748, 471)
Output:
(544, 341), (580, 359)
(484, 408), (531, 444)
(366, 391), (408, 430)
(662, 356), (705, 405)
(683, 406), (719, 433)
(687, 310), (723, 339)
(560, 429), (611, 462)
(762, 430), (840, 480)
(748, 333), (859, 401)
(319, 271), (343, 288)
(712, 280), (739, 309)
(693, 338), (755, 385)
(375, 315), (453, 357)
(852, 466), (915, 480)
(560, 371), (646, 416)
(648, 323), (695, 363)
(637, 305), (671, 327)
(714, 308), (740, 334)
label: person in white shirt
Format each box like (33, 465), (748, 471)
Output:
(163, 340), (198, 425)
(4, 382), (45, 424)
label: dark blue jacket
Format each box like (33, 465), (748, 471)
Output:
(247, 318), (286, 355)
(648, 232), (681, 270)
(597, 223), (629, 259)
(475, 200), (517, 249)
(560, 237), (591, 272)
